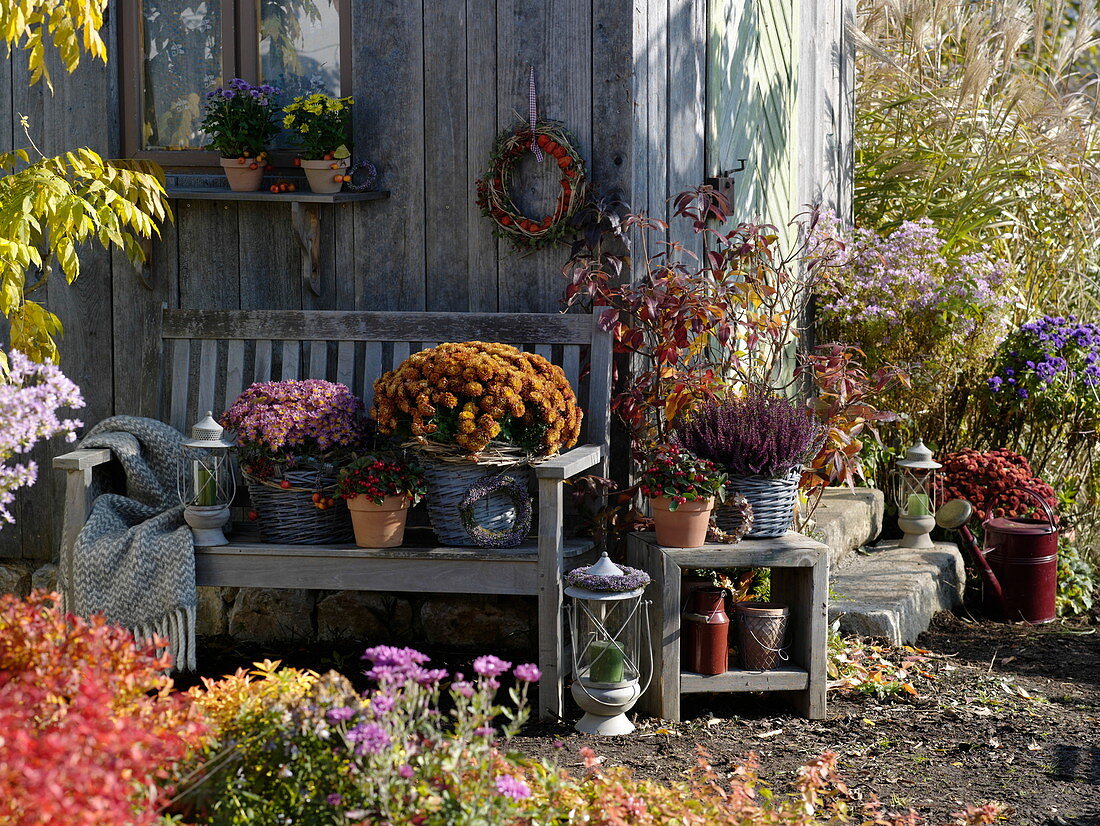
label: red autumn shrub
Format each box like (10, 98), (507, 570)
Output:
(936, 448), (1058, 521)
(0, 590), (206, 826)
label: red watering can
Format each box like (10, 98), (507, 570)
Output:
(935, 487), (1059, 624)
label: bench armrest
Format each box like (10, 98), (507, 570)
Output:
(533, 444), (603, 480)
(53, 448), (112, 471)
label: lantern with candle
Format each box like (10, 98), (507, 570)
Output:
(178, 411), (236, 546)
(894, 438), (941, 549)
(564, 553), (652, 736)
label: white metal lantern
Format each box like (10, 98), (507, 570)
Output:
(178, 411), (236, 546)
(893, 438), (941, 549)
(565, 553), (652, 736)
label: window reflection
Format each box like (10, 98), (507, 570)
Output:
(141, 0), (223, 150)
(259, 0), (341, 100)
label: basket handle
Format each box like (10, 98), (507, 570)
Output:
(983, 486), (1057, 527)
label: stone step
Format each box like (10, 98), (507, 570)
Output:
(829, 540), (965, 644)
(810, 487), (885, 568)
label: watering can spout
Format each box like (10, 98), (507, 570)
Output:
(934, 499), (1007, 614)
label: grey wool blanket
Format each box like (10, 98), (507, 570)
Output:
(61, 415), (197, 671)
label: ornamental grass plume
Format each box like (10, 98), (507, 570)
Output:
(371, 341), (581, 456)
(674, 391), (824, 478)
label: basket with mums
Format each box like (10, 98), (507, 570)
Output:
(221, 379), (369, 544)
(371, 342), (582, 547)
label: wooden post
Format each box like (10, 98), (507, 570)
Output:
(536, 476), (565, 720)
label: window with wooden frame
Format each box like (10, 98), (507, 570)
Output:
(119, 1), (352, 167)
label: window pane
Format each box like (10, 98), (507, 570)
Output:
(140, 1), (223, 151)
(259, 0), (342, 100)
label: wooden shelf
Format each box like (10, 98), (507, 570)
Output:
(165, 186), (389, 296)
(680, 665), (809, 694)
(166, 187), (389, 204)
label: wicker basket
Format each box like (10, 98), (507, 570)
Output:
(245, 466), (353, 545)
(725, 470), (799, 538)
(420, 457), (531, 547)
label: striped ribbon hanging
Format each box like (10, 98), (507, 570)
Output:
(528, 66), (544, 163)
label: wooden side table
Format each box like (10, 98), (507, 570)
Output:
(626, 532), (829, 721)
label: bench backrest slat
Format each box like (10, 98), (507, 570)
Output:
(159, 310), (612, 453)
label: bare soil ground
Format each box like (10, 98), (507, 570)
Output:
(187, 610), (1099, 825)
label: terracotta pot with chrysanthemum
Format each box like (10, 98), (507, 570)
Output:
(283, 92), (354, 193)
(640, 445), (727, 548)
(370, 341), (583, 547)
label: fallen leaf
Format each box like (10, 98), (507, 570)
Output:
(758, 729), (784, 738)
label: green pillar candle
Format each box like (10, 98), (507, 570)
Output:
(196, 465), (217, 507)
(589, 640), (625, 683)
(907, 493), (930, 517)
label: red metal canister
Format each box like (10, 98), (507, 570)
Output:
(982, 487), (1059, 624)
(682, 587), (729, 675)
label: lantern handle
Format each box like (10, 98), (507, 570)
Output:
(982, 486), (1057, 527)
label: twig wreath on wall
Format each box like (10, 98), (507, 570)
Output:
(475, 68), (588, 251)
(476, 120), (588, 251)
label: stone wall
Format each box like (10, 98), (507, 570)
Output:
(1, 561), (536, 653)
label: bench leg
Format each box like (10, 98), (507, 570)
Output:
(772, 560), (829, 720)
(536, 477), (565, 721)
(58, 466), (94, 606)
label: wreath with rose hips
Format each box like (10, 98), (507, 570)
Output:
(475, 120), (588, 251)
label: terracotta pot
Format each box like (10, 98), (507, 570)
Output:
(301, 157), (348, 194)
(650, 496), (714, 548)
(347, 494), (410, 548)
(220, 157), (264, 192)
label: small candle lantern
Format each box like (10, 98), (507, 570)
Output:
(893, 438), (941, 549)
(565, 553), (652, 736)
(178, 411), (236, 546)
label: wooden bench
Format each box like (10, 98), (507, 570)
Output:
(55, 308), (612, 719)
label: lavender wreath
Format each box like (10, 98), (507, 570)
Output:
(459, 474), (532, 548)
(565, 563), (652, 593)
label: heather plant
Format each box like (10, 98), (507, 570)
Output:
(0, 590), (206, 826)
(815, 215), (1010, 414)
(673, 391), (824, 478)
(0, 351), (84, 526)
(221, 379), (368, 476)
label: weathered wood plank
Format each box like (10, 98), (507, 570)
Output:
(667, 0), (706, 256)
(586, 314), (614, 450)
(280, 340), (300, 380)
(239, 204), (299, 311)
(178, 202), (240, 309)
(532, 444), (602, 480)
(308, 340), (327, 378)
(335, 341), (355, 387)
(680, 665), (810, 693)
(162, 309), (596, 343)
(638, 533), (827, 569)
(351, 0), (426, 311)
(196, 339), (218, 417)
(467, 0), (499, 311)
(52, 449), (114, 471)
(424, 0), (470, 311)
(167, 188), (387, 204)
(591, 0), (634, 206)
(253, 340), (273, 383)
(169, 339), (191, 433)
(224, 340), (245, 412)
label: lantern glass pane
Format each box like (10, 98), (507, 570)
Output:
(572, 597), (642, 685)
(178, 446), (235, 507)
(896, 468), (937, 516)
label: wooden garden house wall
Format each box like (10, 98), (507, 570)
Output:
(0, 0), (850, 563)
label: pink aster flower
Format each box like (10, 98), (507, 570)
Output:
(473, 654), (511, 678)
(513, 663), (541, 683)
(495, 774), (531, 800)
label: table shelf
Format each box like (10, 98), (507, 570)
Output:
(680, 665), (809, 694)
(627, 531), (829, 721)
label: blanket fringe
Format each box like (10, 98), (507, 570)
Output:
(130, 605), (197, 672)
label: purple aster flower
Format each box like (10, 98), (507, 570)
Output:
(326, 793), (343, 806)
(326, 706), (356, 722)
(495, 775), (532, 800)
(398, 764), (414, 779)
(473, 655), (511, 678)
(346, 722), (390, 755)
(475, 725), (496, 738)
(369, 694), (394, 715)
(451, 680), (475, 698)
(513, 663), (541, 683)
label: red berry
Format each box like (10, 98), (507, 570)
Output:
(280, 480), (292, 490)
(248, 510), (259, 521)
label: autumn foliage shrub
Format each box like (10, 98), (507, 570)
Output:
(937, 448), (1058, 521)
(0, 590), (205, 826)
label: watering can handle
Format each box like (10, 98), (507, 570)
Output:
(982, 486), (1057, 527)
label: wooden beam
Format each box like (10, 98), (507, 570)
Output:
(52, 449), (113, 471)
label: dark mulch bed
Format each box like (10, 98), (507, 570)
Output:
(183, 611), (1099, 825)
(514, 611), (1100, 826)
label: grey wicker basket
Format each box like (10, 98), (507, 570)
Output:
(245, 466), (353, 545)
(725, 470), (800, 538)
(420, 457), (531, 546)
